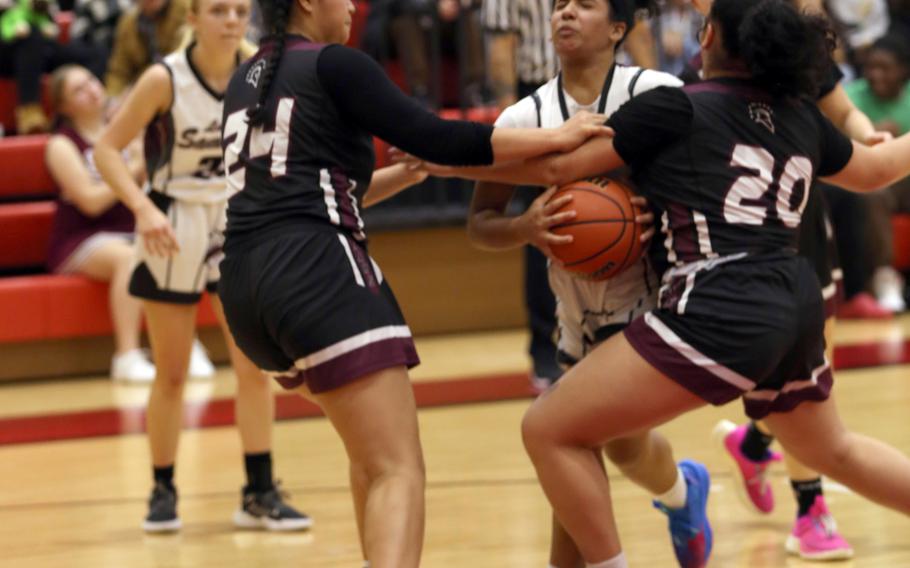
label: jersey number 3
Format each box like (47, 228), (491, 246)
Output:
(223, 98), (295, 190)
(723, 144), (813, 228)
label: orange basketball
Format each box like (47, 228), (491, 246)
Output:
(547, 177), (644, 280)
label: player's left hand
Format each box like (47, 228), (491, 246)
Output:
(556, 111), (614, 152)
(389, 147), (430, 180)
(630, 195), (655, 244)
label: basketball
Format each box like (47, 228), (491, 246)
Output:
(547, 177), (644, 280)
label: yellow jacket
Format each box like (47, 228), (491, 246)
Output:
(105, 0), (189, 96)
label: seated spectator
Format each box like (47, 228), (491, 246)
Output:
(45, 64), (154, 381)
(105, 0), (188, 98)
(364, 0), (487, 108)
(45, 64), (214, 381)
(69, 0), (131, 77)
(846, 33), (910, 311)
(0, 0), (104, 133)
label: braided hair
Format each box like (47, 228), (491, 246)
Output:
(247, 0), (292, 126)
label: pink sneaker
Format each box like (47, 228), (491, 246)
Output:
(785, 496), (854, 560)
(712, 420), (781, 514)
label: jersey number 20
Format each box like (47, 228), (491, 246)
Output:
(223, 98), (295, 190)
(723, 144), (813, 228)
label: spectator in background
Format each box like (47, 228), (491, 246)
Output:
(69, 0), (131, 76)
(650, 0), (700, 75)
(482, 0), (562, 389)
(846, 33), (910, 312)
(0, 0), (103, 133)
(105, 0), (188, 97)
(44, 64), (156, 382)
(825, 0), (890, 69)
(362, 0), (487, 107)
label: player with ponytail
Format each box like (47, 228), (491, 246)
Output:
(218, 0), (611, 565)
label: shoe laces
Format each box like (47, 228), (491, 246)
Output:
(247, 479), (292, 513)
(808, 500), (838, 537)
(748, 461), (771, 493)
(746, 451), (780, 494)
(150, 482), (176, 504)
(653, 501), (699, 542)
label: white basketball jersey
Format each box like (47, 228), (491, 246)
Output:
(495, 64), (683, 130)
(495, 65), (682, 361)
(144, 46), (228, 204)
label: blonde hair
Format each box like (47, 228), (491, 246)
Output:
(173, 0), (257, 59)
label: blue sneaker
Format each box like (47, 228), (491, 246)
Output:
(653, 460), (713, 568)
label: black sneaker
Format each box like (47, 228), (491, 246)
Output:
(142, 482), (182, 533)
(233, 482), (313, 531)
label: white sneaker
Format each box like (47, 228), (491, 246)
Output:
(189, 339), (216, 379)
(873, 266), (907, 313)
(111, 349), (156, 383)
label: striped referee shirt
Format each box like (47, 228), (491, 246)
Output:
(481, 0), (559, 86)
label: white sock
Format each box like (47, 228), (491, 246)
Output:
(363, 562), (369, 568)
(586, 552), (628, 568)
(654, 467), (688, 509)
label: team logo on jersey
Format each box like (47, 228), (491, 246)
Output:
(749, 103), (775, 133)
(246, 59), (267, 87)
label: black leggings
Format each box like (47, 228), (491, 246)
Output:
(822, 184), (873, 299)
(0, 28), (104, 105)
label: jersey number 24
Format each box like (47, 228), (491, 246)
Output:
(223, 98), (295, 190)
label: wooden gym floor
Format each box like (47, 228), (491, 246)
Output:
(1, 316), (909, 567)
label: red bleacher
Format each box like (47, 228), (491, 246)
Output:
(0, 133), (220, 343)
(0, 112), (500, 347)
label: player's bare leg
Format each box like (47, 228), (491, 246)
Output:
(522, 334), (709, 565)
(312, 367), (425, 568)
(548, 431), (681, 567)
(211, 295), (274, 454)
(144, 301), (197, 467)
(765, 395), (910, 515)
(79, 240), (145, 357)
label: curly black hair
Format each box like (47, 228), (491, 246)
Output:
(710, 0), (835, 99)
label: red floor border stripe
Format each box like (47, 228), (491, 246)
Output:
(833, 339), (910, 370)
(0, 338), (907, 447)
(0, 373), (534, 446)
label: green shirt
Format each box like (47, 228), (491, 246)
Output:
(0, 0), (55, 43)
(845, 79), (910, 136)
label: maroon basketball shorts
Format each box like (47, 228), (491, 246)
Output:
(219, 230), (419, 393)
(625, 252), (832, 419)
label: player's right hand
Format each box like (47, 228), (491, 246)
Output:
(519, 185), (576, 264)
(630, 195), (656, 244)
(135, 202), (179, 257)
(555, 111), (614, 153)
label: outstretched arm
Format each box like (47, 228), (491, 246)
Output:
(427, 136), (625, 186)
(817, 83), (891, 144)
(361, 162), (428, 208)
(823, 134), (910, 192)
(317, 45), (610, 167)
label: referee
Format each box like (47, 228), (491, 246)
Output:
(482, 0), (562, 388)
